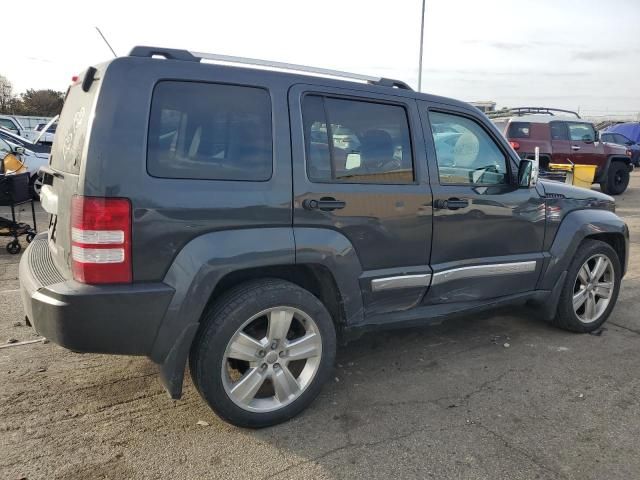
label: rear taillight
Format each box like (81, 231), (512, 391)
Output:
(71, 196), (132, 284)
(509, 141), (520, 150)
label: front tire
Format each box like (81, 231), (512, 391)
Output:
(189, 279), (336, 428)
(601, 162), (630, 195)
(551, 239), (621, 332)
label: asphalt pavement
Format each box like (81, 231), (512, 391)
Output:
(1, 176), (640, 480)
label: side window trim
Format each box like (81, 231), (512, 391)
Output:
(301, 92), (417, 185)
(146, 80), (274, 182)
(426, 107), (514, 187)
(550, 121), (569, 141)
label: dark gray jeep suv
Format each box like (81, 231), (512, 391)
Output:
(19, 46), (629, 428)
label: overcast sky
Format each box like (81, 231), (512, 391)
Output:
(3, 0), (639, 116)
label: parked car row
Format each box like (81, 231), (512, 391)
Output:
(488, 108), (633, 195)
(0, 115), (58, 145)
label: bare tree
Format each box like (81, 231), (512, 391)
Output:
(0, 75), (13, 113)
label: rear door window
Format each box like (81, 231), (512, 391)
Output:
(147, 81), (273, 181)
(550, 122), (569, 140)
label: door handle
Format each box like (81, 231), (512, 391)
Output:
(571, 145), (581, 151)
(433, 198), (469, 210)
(303, 197), (346, 211)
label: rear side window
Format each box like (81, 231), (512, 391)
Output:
(148, 81), (272, 181)
(302, 95), (414, 184)
(507, 122), (530, 138)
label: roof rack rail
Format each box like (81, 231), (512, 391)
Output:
(487, 107), (581, 119)
(128, 45), (413, 90)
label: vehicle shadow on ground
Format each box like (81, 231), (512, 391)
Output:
(234, 307), (578, 478)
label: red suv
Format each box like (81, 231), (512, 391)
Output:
(491, 108), (633, 195)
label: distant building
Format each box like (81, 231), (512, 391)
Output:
(469, 101), (496, 113)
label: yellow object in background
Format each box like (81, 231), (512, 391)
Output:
(572, 165), (597, 189)
(548, 163), (596, 189)
(1, 153), (27, 174)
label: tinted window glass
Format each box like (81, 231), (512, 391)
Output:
(507, 122), (531, 138)
(302, 95), (413, 184)
(429, 111), (509, 185)
(0, 119), (18, 133)
(568, 123), (595, 142)
(550, 122), (568, 140)
(148, 81), (272, 181)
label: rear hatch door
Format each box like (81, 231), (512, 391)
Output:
(40, 66), (104, 278)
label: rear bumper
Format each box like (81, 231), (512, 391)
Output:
(19, 234), (174, 355)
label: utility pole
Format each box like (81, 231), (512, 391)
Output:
(418, 0), (426, 92)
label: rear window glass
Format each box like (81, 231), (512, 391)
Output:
(51, 81), (98, 173)
(147, 81), (272, 181)
(507, 122), (530, 138)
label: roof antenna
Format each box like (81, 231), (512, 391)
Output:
(95, 27), (117, 58)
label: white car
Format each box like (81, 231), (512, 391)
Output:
(0, 115), (29, 139)
(0, 130), (50, 198)
(33, 122), (57, 144)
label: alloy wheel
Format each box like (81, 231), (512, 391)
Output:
(573, 254), (614, 323)
(221, 306), (323, 413)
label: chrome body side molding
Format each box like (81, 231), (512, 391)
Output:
(371, 274), (432, 292)
(431, 261), (537, 286)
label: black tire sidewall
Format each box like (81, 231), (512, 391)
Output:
(190, 280), (337, 428)
(606, 162), (630, 195)
(29, 174), (41, 201)
(556, 240), (621, 332)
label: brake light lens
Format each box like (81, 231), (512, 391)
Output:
(71, 196), (132, 284)
(509, 141), (520, 150)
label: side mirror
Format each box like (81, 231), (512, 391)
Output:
(518, 159), (538, 187)
(13, 146), (25, 155)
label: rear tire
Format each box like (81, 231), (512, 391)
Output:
(551, 239), (621, 332)
(189, 279), (336, 428)
(601, 161), (629, 195)
(29, 174), (42, 201)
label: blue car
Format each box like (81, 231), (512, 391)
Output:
(601, 129), (640, 166)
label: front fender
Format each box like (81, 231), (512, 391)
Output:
(538, 209), (628, 290)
